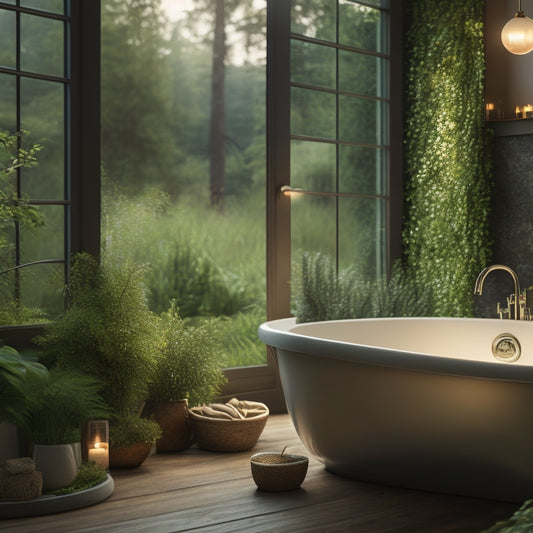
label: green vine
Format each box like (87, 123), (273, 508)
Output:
(403, 0), (492, 316)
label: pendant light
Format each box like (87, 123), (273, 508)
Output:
(501, 0), (533, 55)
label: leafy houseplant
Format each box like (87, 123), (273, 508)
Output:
(0, 345), (48, 428)
(36, 253), (162, 466)
(15, 367), (109, 491)
(144, 303), (227, 452)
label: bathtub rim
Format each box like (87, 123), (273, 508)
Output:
(258, 316), (533, 383)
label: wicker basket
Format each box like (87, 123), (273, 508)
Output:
(189, 403), (269, 452)
(250, 452), (309, 491)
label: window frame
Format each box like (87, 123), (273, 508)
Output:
(0, 0), (100, 347)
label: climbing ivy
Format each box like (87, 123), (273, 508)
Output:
(403, 0), (493, 317)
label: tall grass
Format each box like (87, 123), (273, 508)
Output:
(102, 188), (267, 367)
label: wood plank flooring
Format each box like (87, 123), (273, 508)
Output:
(2, 415), (519, 532)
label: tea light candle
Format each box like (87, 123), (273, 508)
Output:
(88, 442), (109, 469)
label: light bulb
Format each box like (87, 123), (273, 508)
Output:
(501, 12), (533, 55)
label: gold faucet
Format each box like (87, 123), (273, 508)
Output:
(474, 264), (523, 320)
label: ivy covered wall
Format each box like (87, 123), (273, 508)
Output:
(403, 0), (493, 316)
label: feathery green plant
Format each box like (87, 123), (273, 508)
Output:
(293, 252), (435, 323)
(36, 253), (160, 418)
(148, 303), (227, 406)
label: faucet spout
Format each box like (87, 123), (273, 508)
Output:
(474, 264), (521, 320)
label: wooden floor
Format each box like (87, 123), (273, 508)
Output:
(3, 414), (518, 532)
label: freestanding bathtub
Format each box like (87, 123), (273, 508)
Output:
(258, 316), (533, 502)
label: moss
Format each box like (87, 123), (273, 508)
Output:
(403, 0), (492, 316)
(45, 461), (107, 496)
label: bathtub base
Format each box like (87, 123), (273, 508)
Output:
(324, 459), (533, 503)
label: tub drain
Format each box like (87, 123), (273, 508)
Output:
(492, 333), (521, 362)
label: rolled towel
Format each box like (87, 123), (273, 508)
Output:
(3, 457), (36, 476)
(227, 398), (268, 418)
(0, 470), (42, 501)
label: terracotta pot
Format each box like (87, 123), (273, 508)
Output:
(109, 442), (152, 468)
(142, 399), (193, 453)
(33, 443), (78, 490)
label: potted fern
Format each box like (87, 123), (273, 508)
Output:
(36, 253), (162, 468)
(144, 303), (227, 452)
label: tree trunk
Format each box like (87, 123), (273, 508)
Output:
(209, 0), (226, 209)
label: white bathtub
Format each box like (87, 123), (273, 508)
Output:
(258, 317), (533, 502)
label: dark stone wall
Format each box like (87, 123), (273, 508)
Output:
(474, 130), (533, 318)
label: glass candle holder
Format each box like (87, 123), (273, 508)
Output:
(86, 419), (109, 470)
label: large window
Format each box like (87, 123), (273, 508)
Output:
(267, 0), (402, 319)
(0, 1), (401, 408)
(0, 1), (99, 342)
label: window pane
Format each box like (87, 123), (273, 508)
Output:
(339, 145), (387, 195)
(20, 78), (64, 199)
(291, 140), (336, 192)
(0, 9), (16, 69)
(101, 1), (267, 368)
(291, 0), (336, 42)
(338, 95), (387, 145)
(291, 86), (336, 140)
(339, 1), (388, 54)
(21, 14), (64, 77)
(291, 194), (336, 259)
(20, 204), (64, 262)
(21, 0), (65, 14)
(338, 197), (387, 275)
(17, 263), (64, 318)
(291, 39), (336, 89)
(339, 50), (388, 98)
(0, 74), (17, 130)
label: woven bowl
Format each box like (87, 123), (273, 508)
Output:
(250, 452), (309, 491)
(188, 404), (269, 452)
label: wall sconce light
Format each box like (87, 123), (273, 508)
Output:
(501, 0), (533, 55)
(86, 419), (109, 469)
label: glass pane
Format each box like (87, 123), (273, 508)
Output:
(291, 86), (336, 139)
(338, 197), (386, 277)
(0, 9), (16, 69)
(291, 0), (336, 42)
(339, 1), (388, 54)
(338, 95), (387, 145)
(339, 145), (387, 195)
(291, 140), (336, 192)
(18, 262), (64, 319)
(101, 0), (267, 367)
(20, 78), (64, 199)
(291, 39), (336, 89)
(291, 194), (336, 259)
(0, 74), (17, 130)
(339, 50), (388, 98)
(21, 14), (64, 77)
(21, 0), (65, 14)
(20, 204), (64, 262)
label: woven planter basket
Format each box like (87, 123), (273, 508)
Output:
(189, 403), (269, 452)
(250, 452), (308, 491)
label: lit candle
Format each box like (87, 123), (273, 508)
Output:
(516, 105), (522, 118)
(88, 441), (109, 469)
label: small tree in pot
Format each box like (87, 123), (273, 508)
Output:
(36, 253), (162, 468)
(144, 303), (227, 452)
